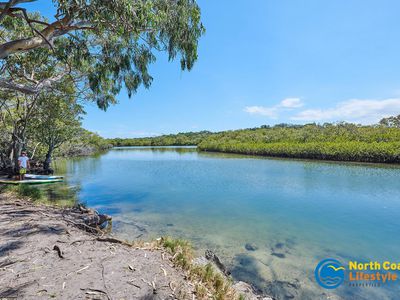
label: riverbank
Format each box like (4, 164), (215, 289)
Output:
(0, 192), (270, 300)
(197, 141), (400, 164)
(107, 124), (400, 164)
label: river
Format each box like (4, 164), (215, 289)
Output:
(52, 146), (400, 299)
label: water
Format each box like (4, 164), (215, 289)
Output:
(54, 147), (400, 299)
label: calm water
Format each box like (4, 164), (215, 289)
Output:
(54, 147), (400, 299)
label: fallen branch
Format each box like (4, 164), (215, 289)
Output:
(62, 217), (103, 234)
(100, 260), (111, 300)
(96, 237), (132, 246)
(81, 288), (111, 300)
(76, 265), (89, 274)
(127, 281), (141, 288)
(52, 245), (64, 259)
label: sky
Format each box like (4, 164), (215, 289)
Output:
(24, 0), (400, 137)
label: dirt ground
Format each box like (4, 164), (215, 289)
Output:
(0, 193), (199, 300)
(0, 193), (270, 300)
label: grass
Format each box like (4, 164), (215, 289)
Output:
(16, 184), (43, 200)
(161, 237), (240, 300)
(0, 184), (76, 207)
(0, 184), (43, 201)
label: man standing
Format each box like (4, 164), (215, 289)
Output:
(18, 151), (30, 180)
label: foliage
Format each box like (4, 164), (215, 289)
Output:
(198, 122), (400, 163)
(0, 87), (110, 171)
(0, 22), (85, 170)
(161, 237), (238, 300)
(110, 119), (400, 164)
(29, 88), (83, 169)
(57, 129), (112, 157)
(30, 89), (83, 149)
(380, 114), (400, 128)
(0, 0), (204, 171)
(199, 140), (400, 163)
(0, 0), (205, 109)
(108, 131), (213, 146)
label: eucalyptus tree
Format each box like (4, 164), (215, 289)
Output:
(0, 90), (40, 170)
(0, 36), (75, 170)
(29, 91), (83, 171)
(380, 115), (400, 128)
(0, 0), (205, 109)
(0, 0), (204, 172)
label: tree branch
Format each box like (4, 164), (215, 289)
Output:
(12, 7), (54, 50)
(0, 15), (72, 59)
(0, 79), (36, 94)
(0, 72), (68, 94)
(0, 0), (16, 23)
(0, 0), (36, 22)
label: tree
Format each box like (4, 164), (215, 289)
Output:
(0, 40), (77, 170)
(0, 90), (40, 170)
(0, 0), (204, 173)
(0, 0), (205, 109)
(379, 115), (400, 128)
(29, 91), (83, 171)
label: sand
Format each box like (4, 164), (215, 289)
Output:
(0, 193), (271, 300)
(0, 193), (199, 300)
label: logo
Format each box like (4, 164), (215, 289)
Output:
(315, 258), (345, 289)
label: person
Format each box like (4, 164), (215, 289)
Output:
(18, 151), (30, 180)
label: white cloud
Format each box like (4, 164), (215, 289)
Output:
(244, 98), (303, 118)
(280, 98), (304, 108)
(244, 106), (278, 118)
(292, 98), (400, 124)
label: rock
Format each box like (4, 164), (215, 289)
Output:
(271, 252), (285, 259)
(75, 204), (112, 230)
(232, 281), (274, 300)
(192, 256), (209, 267)
(265, 280), (299, 300)
(271, 241), (292, 255)
(245, 243), (258, 251)
(205, 249), (231, 276)
(84, 213), (112, 228)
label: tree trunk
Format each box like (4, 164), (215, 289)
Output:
(43, 145), (54, 170)
(12, 143), (21, 171)
(11, 133), (24, 174)
(30, 142), (41, 160)
(9, 122), (27, 173)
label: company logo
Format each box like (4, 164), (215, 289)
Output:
(315, 258), (345, 289)
(315, 258), (399, 289)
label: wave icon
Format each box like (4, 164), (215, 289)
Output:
(321, 276), (342, 285)
(315, 259), (345, 289)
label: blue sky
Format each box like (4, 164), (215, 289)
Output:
(25, 0), (400, 137)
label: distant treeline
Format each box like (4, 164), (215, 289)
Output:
(58, 129), (112, 157)
(108, 131), (213, 146)
(109, 116), (400, 163)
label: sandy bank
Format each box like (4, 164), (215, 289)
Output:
(0, 193), (270, 300)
